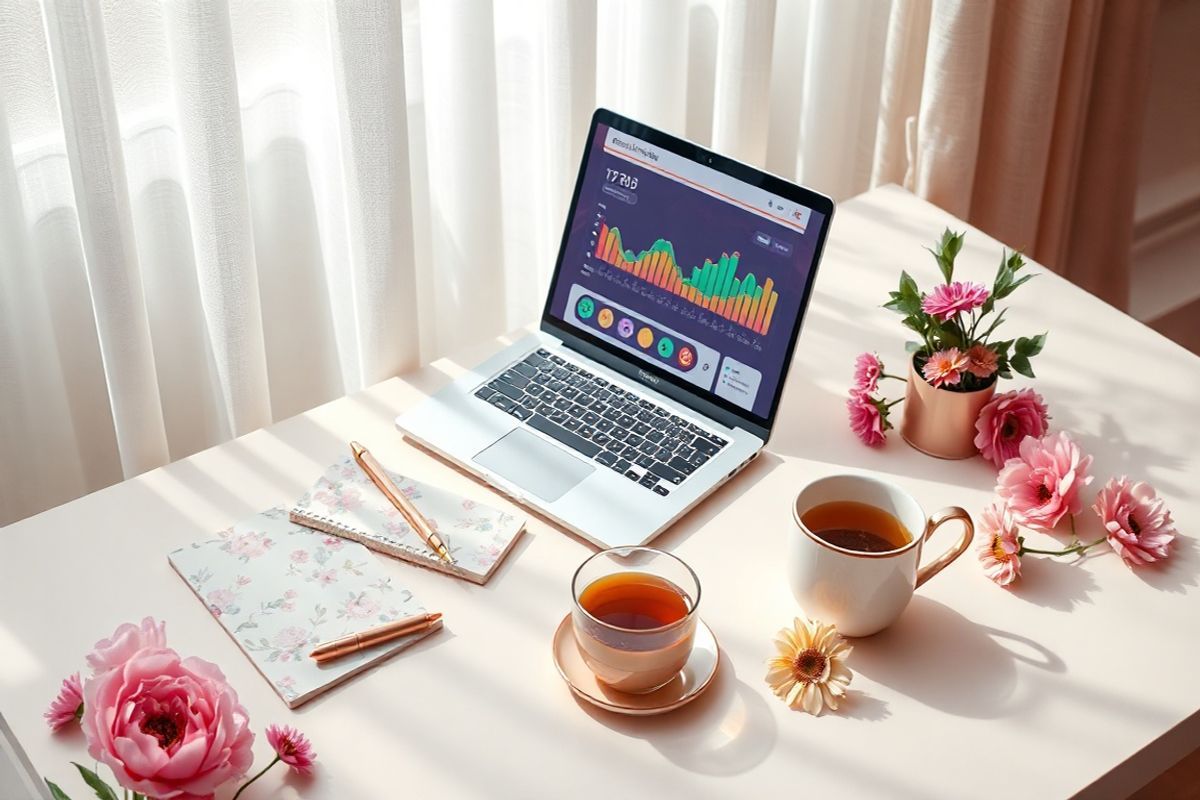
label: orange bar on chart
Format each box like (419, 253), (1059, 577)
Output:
(651, 252), (665, 286)
(761, 291), (779, 335)
(753, 279), (774, 331)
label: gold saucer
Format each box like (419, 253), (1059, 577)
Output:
(551, 613), (720, 716)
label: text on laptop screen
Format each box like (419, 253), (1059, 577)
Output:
(548, 124), (827, 420)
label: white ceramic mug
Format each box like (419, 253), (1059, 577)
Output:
(788, 474), (973, 637)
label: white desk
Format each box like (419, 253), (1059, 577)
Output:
(3, 185), (1198, 799)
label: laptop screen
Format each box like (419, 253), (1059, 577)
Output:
(545, 114), (830, 430)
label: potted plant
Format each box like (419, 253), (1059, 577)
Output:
(881, 230), (1047, 459)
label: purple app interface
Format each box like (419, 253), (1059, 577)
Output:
(549, 124), (825, 419)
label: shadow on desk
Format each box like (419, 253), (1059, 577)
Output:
(851, 596), (1064, 720)
(575, 656), (777, 777)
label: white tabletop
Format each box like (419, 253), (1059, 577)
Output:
(3, 185), (1198, 799)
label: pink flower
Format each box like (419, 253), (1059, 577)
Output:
(996, 432), (1093, 531)
(322, 537), (344, 550)
(266, 724), (317, 775)
(976, 502), (1022, 586)
(921, 348), (969, 389)
(965, 344), (998, 379)
(853, 352), (883, 393)
(290, 549), (310, 564)
(81, 647), (254, 798)
(974, 389), (1050, 468)
(86, 617), (166, 673)
(44, 673), (83, 731)
(846, 390), (891, 447)
(1093, 477), (1177, 566)
(921, 281), (989, 321)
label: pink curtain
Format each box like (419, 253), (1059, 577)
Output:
(878, 0), (1159, 309)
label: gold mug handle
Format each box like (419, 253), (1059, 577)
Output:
(915, 506), (974, 588)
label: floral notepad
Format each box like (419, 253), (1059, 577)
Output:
(289, 457), (525, 585)
(168, 507), (440, 708)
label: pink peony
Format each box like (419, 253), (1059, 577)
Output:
(976, 502), (1022, 587)
(921, 348), (969, 388)
(81, 647), (254, 799)
(965, 344), (998, 379)
(974, 389), (1050, 468)
(846, 390), (889, 447)
(86, 617), (166, 674)
(996, 432), (1093, 531)
(1093, 477), (1177, 566)
(853, 352), (882, 393)
(44, 672), (84, 731)
(266, 724), (317, 775)
(921, 281), (989, 321)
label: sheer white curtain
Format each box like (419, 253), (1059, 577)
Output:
(0, 0), (1152, 524)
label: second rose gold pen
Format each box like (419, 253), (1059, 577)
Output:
(310, 612), (443, 664)
(350, 441), (455, 564)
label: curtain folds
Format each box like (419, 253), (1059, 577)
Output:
(0, 0), (1156, 524)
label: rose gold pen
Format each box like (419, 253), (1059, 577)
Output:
(310, 612), (443, 664)
(350, 441), (455, 565)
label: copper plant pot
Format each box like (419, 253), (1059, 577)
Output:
(900, 356), (996, 459)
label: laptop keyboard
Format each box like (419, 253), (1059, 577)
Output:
(473, 348), (729, 497)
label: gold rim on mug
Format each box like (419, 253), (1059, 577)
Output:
(570, 545), (702, 634)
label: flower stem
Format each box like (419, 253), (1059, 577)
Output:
(1020, 536), (1107, 558)
(232, 756), (281, 800)
(883, 398), (904, 409)
(1067, 515), (1080, 548)
(880, 372), (906, 382)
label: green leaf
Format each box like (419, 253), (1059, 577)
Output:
(1010, 353), (1035, 378)
(45, 779), (73, 800)
(995, 272), (1034, 300)
(898, 270), (919, 299)
(1014, 333), (1046, 357)
(1007, 250), (1026, 273)
(71, 763), (118, 800)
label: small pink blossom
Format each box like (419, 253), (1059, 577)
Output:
(272, 627), (310, 651)
(853, 352), (883, 393)
(312, 568), (337, 585)
(974, 389), (1050, 468)
(266, 724), (317, 775)
(846, 390), (890, 447)
(44, 672), (83, 731)
(226, 531), (273, 559)
(206, 588), (238, 615)
(976, 502), (1022, 586)
(965, 344), (998, 379)
(341, 594), (381, 620)
(922, 348), (969, 389)
(290, 549), (310, 564)
(86, 617), (166, 673)
(921, 281), (989, 321)
(996, 432), (1093, 531)
(1093, 477), (1177, 566)
(322, 537), (344, 550)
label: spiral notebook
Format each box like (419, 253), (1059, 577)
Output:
(288, 456), (525, 585)
(168, 507), (441, 708)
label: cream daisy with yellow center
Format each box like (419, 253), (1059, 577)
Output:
(765, 617), (853, 715)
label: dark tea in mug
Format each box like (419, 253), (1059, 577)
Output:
(801, 500), (913, 553)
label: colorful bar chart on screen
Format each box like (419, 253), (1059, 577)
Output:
(593, 223), (779, 336)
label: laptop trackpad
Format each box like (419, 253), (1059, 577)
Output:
(473, 428), (594, 503)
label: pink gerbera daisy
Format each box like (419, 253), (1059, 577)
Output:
(921, 348), (969, 389)
(921, 281), (989, 321)
(976, 502), (1022, 587)
(846, 390), (891, 447)
(267, 724), (317, 775)
(853, 352), (883, 393)
(44, 672), (84, 731)
(1093, 477), (1177, 566)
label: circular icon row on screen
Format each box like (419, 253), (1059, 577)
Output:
(575, 294), (697, 371)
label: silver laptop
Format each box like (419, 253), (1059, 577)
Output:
(397, 109), (834, 549)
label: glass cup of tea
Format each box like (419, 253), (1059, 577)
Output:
(788, 474), (973, 637)
(570, 546), (701, 694)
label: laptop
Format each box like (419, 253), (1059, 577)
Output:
(397, 108), (834, 549)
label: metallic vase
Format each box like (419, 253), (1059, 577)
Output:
(900, 357), (996, 459)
